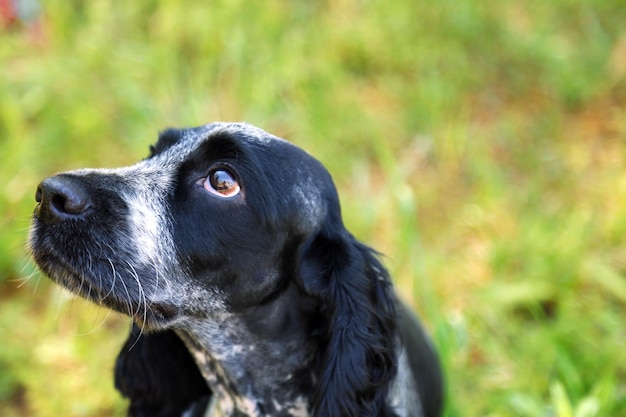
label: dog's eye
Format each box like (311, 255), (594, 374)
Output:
(204, 169), (240, 198)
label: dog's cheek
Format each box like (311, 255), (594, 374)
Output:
(127, 194), (171, 264)
(121, 171), (179, 267)
(224, 266), (290, 312)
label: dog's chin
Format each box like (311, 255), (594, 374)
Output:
(32, 251), (100, 301)
(32, 250), (182, 329)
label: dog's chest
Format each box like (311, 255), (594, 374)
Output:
(176, 326), (313, 417)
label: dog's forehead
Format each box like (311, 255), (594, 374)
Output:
(188, 122), (285, 144)
(155, 122), (289, 163)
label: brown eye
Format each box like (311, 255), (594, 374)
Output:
(204, 169), (240, 197)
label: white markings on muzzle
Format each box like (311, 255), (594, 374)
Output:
(71, 154), (181, 306)
(122, 163), (176, 266)
(117, 160), (181, 306)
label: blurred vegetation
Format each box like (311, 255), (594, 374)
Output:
(1, 0), (626, 415)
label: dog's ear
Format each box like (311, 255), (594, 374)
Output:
(114, 324), (211, 417)
(148, 128), (183, 158)
(297, 217), (398, 417)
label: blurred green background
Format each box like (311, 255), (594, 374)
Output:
(2, 0), (626, 416)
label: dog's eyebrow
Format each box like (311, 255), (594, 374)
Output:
(200, 131), (244, 160)
(179, 131), (253, 173)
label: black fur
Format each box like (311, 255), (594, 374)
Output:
(30, 122), (443, 417)
(115, 324), (211, 417)
(297, 222), (398, 416)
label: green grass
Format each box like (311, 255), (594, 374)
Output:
(1, 0), (626, 415)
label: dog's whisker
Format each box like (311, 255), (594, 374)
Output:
(12, 268), (39, 289)
(125, 261), (149, 338)
(18, 256), (35, 274)
(87, 253), (103, 304)
(126, 263), (144, 317)
(150, 259), (161, 303)
(97, 249), (118, 303)
(108, 259), (134, 319)
(76, 305), (113, 336)
(100, 268), (116, 301)
(90, 256), (99, 300)
(147, 259), (167, 313)
(33, 273), (42, 294)
(124, 266), (146, 351)
(14, 271), (43, 294)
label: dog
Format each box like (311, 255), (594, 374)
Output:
(29, 122), (443, 417)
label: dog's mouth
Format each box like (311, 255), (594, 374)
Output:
(31, 247), (99, 299)
(30, 243), (182, 329)
(133, 304), (181, 329)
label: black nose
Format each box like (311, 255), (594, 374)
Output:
(35, 175), (91, 224)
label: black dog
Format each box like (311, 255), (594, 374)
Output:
(29, 123), (443, 417)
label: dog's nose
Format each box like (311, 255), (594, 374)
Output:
(35, 175), (91, 224)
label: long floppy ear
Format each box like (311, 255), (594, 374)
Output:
(298, 218), (398, 417)
(114, 324), (211, 417)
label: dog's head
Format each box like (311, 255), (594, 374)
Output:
(30, 123), (336, 327)
(30, 122), (397, 416)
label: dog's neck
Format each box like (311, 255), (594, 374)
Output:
(175, 288), (318, 417)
